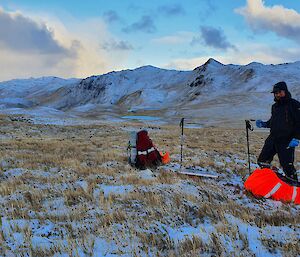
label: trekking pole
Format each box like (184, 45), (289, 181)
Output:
(180, 118), (184, 168)
(245, 120), (254, 175)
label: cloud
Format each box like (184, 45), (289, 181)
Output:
(236, 0), (300, 43)
(0, 48), (78, 81)
(192, 26), (235, 50)
(163, 56), (211, 70)
(0, 8), (131, 81)
(101, 39), (134, 51)
(163, 44), (300, 71)
(122, 15), (156, 33)
(103, 10), (121, 23)
(223, 44), (300, 65)
(158, 4), (185, 16)
(0, 8), (74, 56)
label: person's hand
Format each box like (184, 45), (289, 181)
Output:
(256, 120), (267, 128)
(288, 138), (299, 148)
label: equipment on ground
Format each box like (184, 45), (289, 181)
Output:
(244, 168), (300, 204)
(245, 119), (255, 175)
(128, 130), (170, 169)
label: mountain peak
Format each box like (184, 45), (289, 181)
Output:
(246, 61), (264, 68)
(194, 58), (224, 72)
(135, 65), (161, 71)
(204, 58), (224, 67)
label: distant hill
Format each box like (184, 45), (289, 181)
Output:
(1, 59), (299, 126)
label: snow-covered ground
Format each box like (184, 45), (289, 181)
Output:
(0, 116), (299, 256)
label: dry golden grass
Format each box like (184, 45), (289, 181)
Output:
(177, 235), (207, 257)
(261, 236), (300, 257)
(0, 114), (299, 256)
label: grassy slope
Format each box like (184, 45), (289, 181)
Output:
(0, 114), (299, 256)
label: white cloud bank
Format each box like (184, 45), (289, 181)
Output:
(163, 44), (300, 70)
(236, 0), (300, 43)
(0, 7), (131, 81)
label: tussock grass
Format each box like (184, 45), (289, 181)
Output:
(178, 235), (207, 257)
(261, 237), (300, 257)
(0, 114), (299, 256)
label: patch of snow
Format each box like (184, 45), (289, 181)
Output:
(138, 169), (156, 180)
(93, 184), (134, 198)
(75, 180), (89, 192)
(225, 214), (299, 257)
(3, 168), (26, 178)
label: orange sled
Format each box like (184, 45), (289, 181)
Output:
(244, 168), (300, 204)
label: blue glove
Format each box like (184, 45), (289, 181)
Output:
(256, 120), (267, 128)
(288, 138), (299, 148)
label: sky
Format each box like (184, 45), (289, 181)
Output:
(0, 0), (300, 81)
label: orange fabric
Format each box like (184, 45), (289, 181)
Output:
(272, 182), (293, 202)
(244, 168), (299, 204)
(160, 151), (170, 164)
(244, 168), (279, 198)
(295, 187), (300, 204)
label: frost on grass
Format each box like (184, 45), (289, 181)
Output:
(0, 115), (299, 256)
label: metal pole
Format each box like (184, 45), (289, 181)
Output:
(180, 118), (184, 168)
(245, 120), (253, 175)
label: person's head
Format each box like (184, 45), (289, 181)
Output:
(271, 81), (288, 101)
(274, 90), (286, 100)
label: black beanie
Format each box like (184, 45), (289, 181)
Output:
(271, 81), (288, 93)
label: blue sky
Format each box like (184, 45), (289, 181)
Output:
(0, 0), (300, 80)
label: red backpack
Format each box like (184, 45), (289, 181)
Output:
(135, 130), (162, 169)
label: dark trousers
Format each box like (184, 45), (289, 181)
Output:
(258, 135), (296, 177)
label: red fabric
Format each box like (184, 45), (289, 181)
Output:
(136, 130), (154, 151)
(244, 168), (279, 197)
(136, 130), (161, 168)
(295, 188), (300, 204)
(272, 182), (293, 202)
(244, 168), (299, 204)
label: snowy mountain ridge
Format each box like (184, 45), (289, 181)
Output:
(0, 58), (300, 125)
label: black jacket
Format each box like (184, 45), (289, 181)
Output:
(266, 92), (300, 141)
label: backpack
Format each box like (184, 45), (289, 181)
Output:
(128, 130), (162, 169)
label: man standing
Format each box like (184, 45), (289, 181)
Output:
(256, 81), (300, 181)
